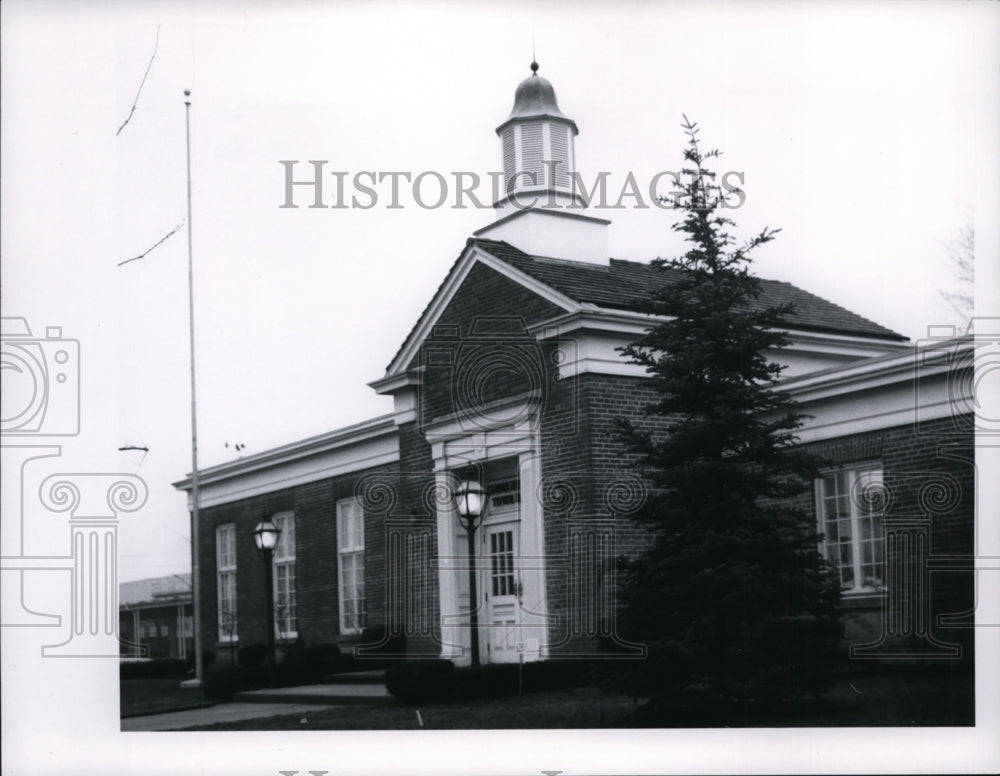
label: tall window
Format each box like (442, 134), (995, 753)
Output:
(216, 524), (237, 642)
(273, 511), (296, 638)
(817, 464), (886, 594)
(337, 497), (366, 634)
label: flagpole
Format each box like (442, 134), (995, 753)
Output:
(183, 89), (204, 687)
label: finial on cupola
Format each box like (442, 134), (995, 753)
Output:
(530, 60), (539, 76)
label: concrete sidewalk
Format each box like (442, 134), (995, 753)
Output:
(234, 682), (390, 704)
(122, 700), (332, 731)
(122, 674), (392, 731)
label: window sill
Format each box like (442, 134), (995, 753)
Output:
(838, 592), (886, 610)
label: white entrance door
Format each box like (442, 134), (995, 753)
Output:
(483, 522), (523, 663)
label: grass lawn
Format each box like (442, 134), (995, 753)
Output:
(120, 678), (215, 718)
(174, 670), (974, 730)
(182, 686), (639, 730)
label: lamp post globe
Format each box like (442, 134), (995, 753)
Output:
(252, 519), (280, 553)
(453, 479), (486, 667)
(454, 480), (486, 524)
(252, 518), (281, 685)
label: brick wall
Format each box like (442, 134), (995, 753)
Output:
(374, 421), (439, 656)
(196, 460), (398, 661)
(539, 371), (664, 656)
(795, 414), (975, 664)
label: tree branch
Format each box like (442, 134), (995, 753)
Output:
(117, 220), (184, 266)
(116, 25), (161, 137)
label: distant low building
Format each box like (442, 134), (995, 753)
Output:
(119, 574), (193, 660)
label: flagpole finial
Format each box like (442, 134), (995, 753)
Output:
(184, 89), (191, 105)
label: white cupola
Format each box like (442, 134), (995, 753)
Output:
(493, 61), (584, 213)
(476, 61), (610, 265)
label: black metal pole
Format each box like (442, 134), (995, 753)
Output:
(466, 526), (480, 667)
(264, 549), (276, 686)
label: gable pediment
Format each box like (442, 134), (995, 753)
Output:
(372, 242), (583, 391)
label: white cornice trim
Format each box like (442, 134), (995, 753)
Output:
(528, 308), (666, 338)
(423, 392), (542, 445)
(172, 413), (400, 493)
(788, 337), (974, 442)
(779, 328), (911, 350)
(181, 442), (400, 510)
(782, 339), (971, 401)
(368, 370), (423, 396)
(529, 312), (908, 351)
(526, 312), (913, 381)
(793, 396), (966, 443)
(474, 207), (610, 231)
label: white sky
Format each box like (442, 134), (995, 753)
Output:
(2, 2), (1000, 773)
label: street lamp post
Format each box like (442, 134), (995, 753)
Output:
(453, 479), (486, 667)
(252, 518), (281, 686)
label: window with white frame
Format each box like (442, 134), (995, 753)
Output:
(337, 497), (366, 634)
(817, 464), (887, 594)
(272, 511), (296, 638)
(216, 524), (238, 642)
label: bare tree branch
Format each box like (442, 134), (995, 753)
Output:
(940, 214), (975, 331)
(116, 25), (161, 137)
(117, 220), (184, 266)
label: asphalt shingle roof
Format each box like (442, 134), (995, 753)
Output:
(473, 238), (907, 341)
(385, 237), (906, 373)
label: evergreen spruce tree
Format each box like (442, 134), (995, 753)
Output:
(619, 117), (842, 723)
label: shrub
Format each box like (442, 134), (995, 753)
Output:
(283, 636), (308, 665)
(202, 666), (243, 700)
(384, 659), (456, 704)
(451, 659), (596, 700)
(237, 644), (268, 668)
(305, 642), (342, 659)
(201, 661), (323, 699)
(119, 658), (191, 680)
(385, 658), (599, 705)
(353, 625), (407, 658)
(273, 661), (320, 686)
(302, 643), (353, 675)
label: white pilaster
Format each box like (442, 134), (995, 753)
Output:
(434, 469), (463, 660)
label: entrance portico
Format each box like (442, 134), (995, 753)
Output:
(426, 396), (549, 665)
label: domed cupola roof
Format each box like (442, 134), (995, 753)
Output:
(497, 62), (578, 135)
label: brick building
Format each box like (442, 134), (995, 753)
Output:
(174, 64), (975, 669)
